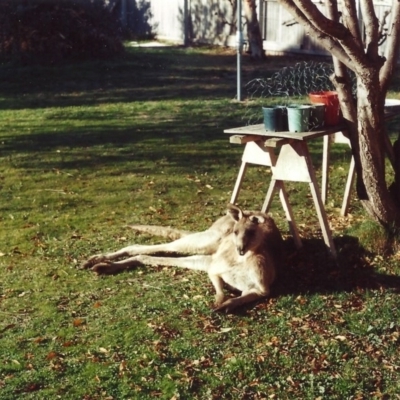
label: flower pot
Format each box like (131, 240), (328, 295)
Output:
(309, 91), (341, 126)
(262, 106), (288, 132)
(309, 103), (325, 130)
(262, 107), (277, 131)
(275, 106), (289, 131)
(287, 105), (311, 133)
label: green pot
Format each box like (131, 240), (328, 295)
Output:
(309, 103), (325, 130)
(262, 106), (288, 132)
(287, 105), (311, 133)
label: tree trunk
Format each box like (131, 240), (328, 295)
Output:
(354, 72), (400, 225)
(243, 0), (265, 59)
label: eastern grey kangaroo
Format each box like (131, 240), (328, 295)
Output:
(81, 204), (284, 312)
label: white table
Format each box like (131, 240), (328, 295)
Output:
(224, 124), (345, 258)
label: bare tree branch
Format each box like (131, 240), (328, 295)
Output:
(342, 0), (363, 47)
(292, 0), (348, 38)
(281, 0), (369, 72)
(279, 0), (353, 68)
(380, 0), (400, 92)
(359, 0), (380, 60)
(325, 0), (361, 195)
(326, 0), (357, 121)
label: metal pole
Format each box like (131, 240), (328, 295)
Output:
(184, 0), (189, 46)
(237, 0), (243, 101)
(120, 0), (128, 29)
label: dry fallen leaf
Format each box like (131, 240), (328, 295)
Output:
(119, 360), (128, 372)
(73, 318), (84, 327)
(46, 351), (58, 360)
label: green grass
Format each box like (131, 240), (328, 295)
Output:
(1, 45), (400, 399)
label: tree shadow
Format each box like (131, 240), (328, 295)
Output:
(274, 235), (400, 297)
(0, 46), (329, 112)
(113, 0), (156, 39)
(0, 50), (235, 110)
(0, 105), (245, 173)
(177, 0), (237, 47)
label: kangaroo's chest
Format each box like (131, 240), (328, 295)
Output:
(209, 242), (263, 292)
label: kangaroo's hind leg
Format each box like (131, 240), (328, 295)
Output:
(81, 229), (222, 271)
(91, 253), (212, 275)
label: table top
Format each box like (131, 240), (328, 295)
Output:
(223, 123), (346, 141)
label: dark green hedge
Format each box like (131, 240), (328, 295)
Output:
(0, 0), (124, 64)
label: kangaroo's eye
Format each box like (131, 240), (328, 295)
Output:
(234, 229), (239, 235)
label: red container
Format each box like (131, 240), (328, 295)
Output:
(309, 91), (341, 126)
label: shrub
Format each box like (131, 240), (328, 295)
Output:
(0, 0), (124, 64)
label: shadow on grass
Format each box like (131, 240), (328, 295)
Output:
(274, 235), (400, 297)
(0, 45), (364, 172)
(1, 124), (244, 175)
(1, 121), (354, 175)
(0, 46), (334, 111)
(0, 47), (282, 110)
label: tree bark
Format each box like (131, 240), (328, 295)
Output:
(356, 72), (400, 225)
(243, 0), (265, 59)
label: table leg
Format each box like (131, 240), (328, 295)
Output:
(273, 141), (337, 258)
(305, 152), (337, 258)
(230, 141), (276, 205)
(321, 134), (331, 204)
(262, 179), (302, 249)
(230, 161), (248, 204)
(341, 156), (355, 216)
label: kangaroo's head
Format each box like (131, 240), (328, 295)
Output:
(227, 204), (265, 256)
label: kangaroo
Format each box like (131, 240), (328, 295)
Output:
(81, 204), (284, 312)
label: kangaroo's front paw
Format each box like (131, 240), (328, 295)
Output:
(213, 293), (225, 309)
(213, 298), (237, 314)
(80, 255), (107, 270)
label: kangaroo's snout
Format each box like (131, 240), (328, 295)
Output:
(233, 223), (257, 257)
(237, 246), (245, 256)
(235, 233), (251, 256)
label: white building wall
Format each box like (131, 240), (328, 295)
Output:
(149, 0), (186, 44)
(148, 0), (236, 46)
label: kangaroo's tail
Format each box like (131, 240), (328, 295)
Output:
(126, 225), (192, 241)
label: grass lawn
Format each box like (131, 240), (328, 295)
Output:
(1, 44), (400, 399)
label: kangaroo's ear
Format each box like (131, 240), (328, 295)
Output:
(227, 203), (243, 222)
(250, 215), (265, 224)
